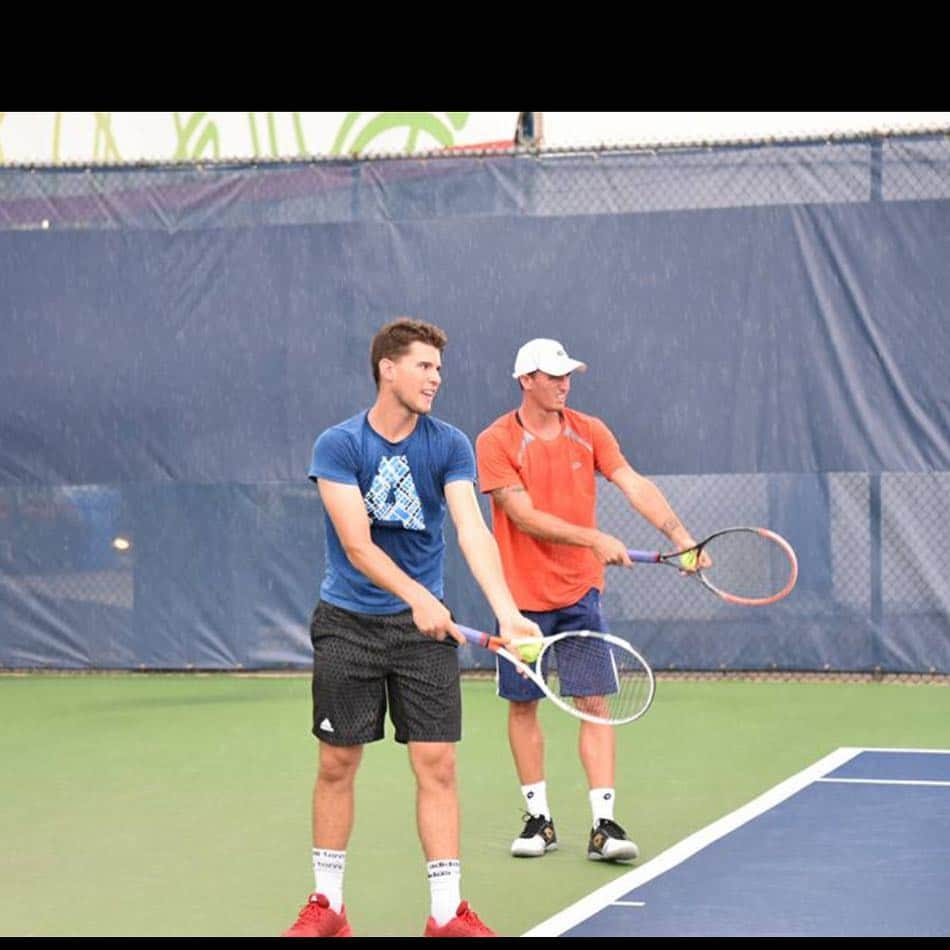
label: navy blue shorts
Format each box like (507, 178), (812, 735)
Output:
(497, 588), (612, 702)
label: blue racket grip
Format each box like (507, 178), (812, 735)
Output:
(627, 548), (662, 563)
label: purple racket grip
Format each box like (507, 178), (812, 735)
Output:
(627, 548), (662, 563)
(457, 624), (490, 648)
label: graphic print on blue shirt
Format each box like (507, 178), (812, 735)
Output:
(309, 412), (476, 614)
(365, 456), (425, 530)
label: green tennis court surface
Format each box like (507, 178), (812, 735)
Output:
(2, 673), (948, 937)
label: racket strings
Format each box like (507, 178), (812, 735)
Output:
(701, 531), (794, 601)
(542, 634), (652, 725)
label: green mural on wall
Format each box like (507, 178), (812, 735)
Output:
(237, 111), (473, 159)
(247, 113), (309, 158)
(330, 112), (470, 155)
(48, 113), (123, 163)
(0, 112), (481, 164)
(173, 113), (221, 161)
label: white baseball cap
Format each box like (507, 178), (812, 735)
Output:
(512, 338), (588, 379)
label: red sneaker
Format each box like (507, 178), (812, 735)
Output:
(282, 893), (352, 937)
(423, 901), (497, 937)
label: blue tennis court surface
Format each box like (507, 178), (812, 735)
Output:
(525, 748), (950, 937)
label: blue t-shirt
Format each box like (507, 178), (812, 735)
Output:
(309, 411), (477, 614)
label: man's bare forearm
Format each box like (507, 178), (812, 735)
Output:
(456, 520), (522, 622)
(491, 485), (601, 548)
(610, 467), (696, 549)
(344, 539), (433, 610)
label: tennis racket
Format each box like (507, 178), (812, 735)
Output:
(626, 526), (798, 607)
(458, 625), (655, 726)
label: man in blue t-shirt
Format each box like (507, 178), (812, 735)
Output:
(282, 317), (542, 939)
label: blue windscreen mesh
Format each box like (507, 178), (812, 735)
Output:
(1, 134), (949, 671)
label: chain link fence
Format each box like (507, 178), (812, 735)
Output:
(2, 130), (949, 672)
(4, 473), (948, 674)
(3, 130), (950, 231)
(597, 472), (950, 675)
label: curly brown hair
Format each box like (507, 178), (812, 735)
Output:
(370, 318), (448, 388)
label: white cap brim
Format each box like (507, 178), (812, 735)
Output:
(512, 355), (587, 379)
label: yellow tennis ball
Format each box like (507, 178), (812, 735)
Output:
(680, 549), (698, 570)
(516, 639), (542, 664)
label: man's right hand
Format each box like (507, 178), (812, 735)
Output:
(591, 531), (633, 566)
(410, 593), (465, 645)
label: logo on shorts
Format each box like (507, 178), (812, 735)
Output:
(319, 717), (335, 733)
(364, 456), (425, 531)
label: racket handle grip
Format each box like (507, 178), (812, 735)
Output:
(457, 624), (492, 648)
(627, 548), (661, 563)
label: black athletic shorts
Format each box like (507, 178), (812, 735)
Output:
(309, 600), (462, 746)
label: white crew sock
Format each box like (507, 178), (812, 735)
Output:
(522, 780), (551, 819)
(427, 859), (462, 926)
(589, 787), (616, 827)
(312, 848), (346, 912)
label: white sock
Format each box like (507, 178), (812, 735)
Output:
(589, 787), (615, 827)
(312, 848), (346, 912)
(427, 859), (462, 926)
(521, 780), (551, 819)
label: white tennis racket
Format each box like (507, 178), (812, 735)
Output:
(458, 625), (655, 726)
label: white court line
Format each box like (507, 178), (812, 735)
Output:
(844, 746), (950, 755)
(521, 746), (864, 937)
(819, 778), (950, 787)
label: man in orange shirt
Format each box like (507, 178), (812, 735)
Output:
(475, 338), (705, 863)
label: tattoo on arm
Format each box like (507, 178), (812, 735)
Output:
(492, 485), (526, 499)
(661, 517), (682, 537)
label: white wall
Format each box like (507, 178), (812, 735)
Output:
(540, 112), (950, 148)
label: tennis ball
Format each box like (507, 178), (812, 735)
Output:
(516, 639), (542, 664)
(679, 549), (698, 571)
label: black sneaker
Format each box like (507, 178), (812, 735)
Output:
(511, 813), (558, 857)
(587, 818), (639, 863)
